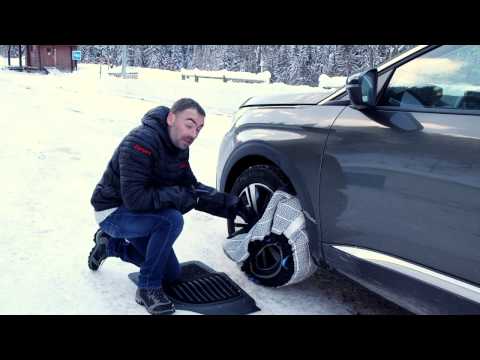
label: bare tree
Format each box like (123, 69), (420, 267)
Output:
(18, 45), (23, 68)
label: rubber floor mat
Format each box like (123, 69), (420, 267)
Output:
(128, 261), (260, 315)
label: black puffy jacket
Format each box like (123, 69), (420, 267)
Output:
(91, 106), (199, 214)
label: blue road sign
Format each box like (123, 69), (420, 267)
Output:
(72, 51), (81, 61)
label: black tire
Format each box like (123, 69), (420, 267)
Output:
(227, 164), (295, 287)
(241, 234), (295, 287)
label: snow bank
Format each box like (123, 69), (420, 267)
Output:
(0, 55), (26, 68)
(318, 73), (347, 89)
(67, 62), (332, 114)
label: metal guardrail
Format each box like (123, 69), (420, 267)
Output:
(181, 73), (267, 84)
(108, 72), (139, 79)
(7, 66), (48, 74)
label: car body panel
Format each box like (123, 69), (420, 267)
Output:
(324, 244), (480, 314)
(320, 106), (480, 286)
(241, 91), (333, 107)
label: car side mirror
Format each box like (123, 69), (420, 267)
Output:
(346, 68), (378, 109)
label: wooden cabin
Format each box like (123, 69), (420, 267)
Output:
(25, 45), (78, 72)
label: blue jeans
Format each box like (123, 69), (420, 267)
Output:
(99, 206), (184, 289)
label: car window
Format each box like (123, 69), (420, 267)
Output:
(379, 45), (480, 111)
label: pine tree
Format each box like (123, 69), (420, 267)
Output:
(148, 46), (163, 68)
(183, 45), (194, 69)
(273, 45), (294, 83)
(223, 45), (240, 71)
(170, 45), (185, 70)
(133, 45), (146, 67)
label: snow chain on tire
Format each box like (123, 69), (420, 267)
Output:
(223, 190), (317, 287)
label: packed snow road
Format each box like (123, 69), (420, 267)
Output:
(0, 63), (408, 314)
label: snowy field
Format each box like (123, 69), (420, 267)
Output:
(0, 58), (408, 314)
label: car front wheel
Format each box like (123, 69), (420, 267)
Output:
(227, 164), (296, 287)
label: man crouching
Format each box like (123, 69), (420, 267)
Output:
(89, 98), (243, 315)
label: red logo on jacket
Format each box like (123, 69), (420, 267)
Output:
(178, 161), (190, 169)
(133, 144), (152, 156)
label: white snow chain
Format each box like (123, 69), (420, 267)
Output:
(223, 190), (317, 287)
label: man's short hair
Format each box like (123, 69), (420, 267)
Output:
(171, 98), (206, 117)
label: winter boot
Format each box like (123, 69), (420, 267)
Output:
(88, 229), (111, 271)
(135, 287), (175, 315)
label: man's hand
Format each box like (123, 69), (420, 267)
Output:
(193, 183), (243, 219)
(224, 193), (245, 220)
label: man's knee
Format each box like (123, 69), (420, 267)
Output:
(163, 208), (184, 236)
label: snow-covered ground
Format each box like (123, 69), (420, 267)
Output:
(0, 59), (407, 314)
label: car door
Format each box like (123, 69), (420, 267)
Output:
(320, 45), (480, 290)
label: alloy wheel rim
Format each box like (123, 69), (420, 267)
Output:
(233, 183), (274, 233)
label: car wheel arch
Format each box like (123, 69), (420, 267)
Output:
(220, 142), (323, 263)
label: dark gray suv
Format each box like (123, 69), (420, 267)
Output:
(216, 45), (480, 314)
